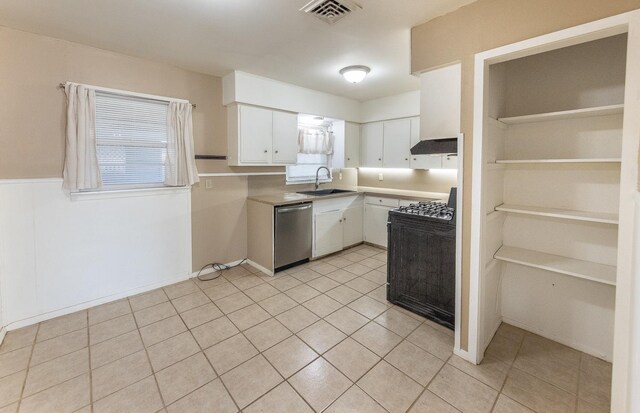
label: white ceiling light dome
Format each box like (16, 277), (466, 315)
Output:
(339, 65), (371, 83)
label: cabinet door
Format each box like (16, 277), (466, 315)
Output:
(420, 64), (461, 139)
(314, 210), (344, 257)
(411, 154), (442, 170)
(364, 204), (391, 248)
(410, 117), (421, 148)
(442, 154), (458, 169)
(345, 122), (360, 168)
(240, 105), (272, 163)
(343, 206), (363, 247)
(272, 111), (298, 165)
(383, 119), (411, 168)
(361, 122), (384, 167)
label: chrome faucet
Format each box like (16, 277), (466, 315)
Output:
(315, 166), (331, 190)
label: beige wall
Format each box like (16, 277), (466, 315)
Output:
(358, 169), (457, 194)
(411, 0), (640, 351)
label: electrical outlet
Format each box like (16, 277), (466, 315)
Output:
(205, 179), (213, 189)
(339, 172), (343, 180)
(378, 173), (384, 181)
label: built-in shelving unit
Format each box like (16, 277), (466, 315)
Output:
(495, 204), (619, 224)
(494, 158), (621, 164)
(497, 104), (624, 125)
(494, 246), (616, 286)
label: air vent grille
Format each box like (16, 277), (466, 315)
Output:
(300, 0), (361, 25)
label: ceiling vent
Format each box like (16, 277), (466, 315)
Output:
(300, 0), (361, 25)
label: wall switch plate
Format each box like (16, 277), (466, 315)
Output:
(205, 179), (213, 189)
(378, 173), (384, 181)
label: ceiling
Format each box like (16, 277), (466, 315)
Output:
(0, 0), (476, 101)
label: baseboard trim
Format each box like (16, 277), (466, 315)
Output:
(246, 260), (273, 277)
(190, 259), (246, 278)
(0, 326), (6, 346)
(453, 347), (477, 364)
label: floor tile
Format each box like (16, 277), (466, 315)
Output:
(385, 340), (444, 386)
(289, 358), (351, 412)
(352, 322), (402, 357)
(89, 313), (137, 345)
(344, 262), (371, 276)
(325, 307), (369, 335)
(230, 275), (264, 291)
(324, 338), (380, 381)
(214, 292), (253, 314)
(341, 252), (368, 263)
(579, 354), (612, 409)
(326, 285), (363, 304)
(358, 257), (386, 270)
(129, 288), (168, 312)
(309, 262), (338, 276)
(306, 276), (340, 293)
(576, 398), (609, 413)
(139, 315), (187, 347)
(485, 333), (521, 364)
(180, 302), (223, 329)
(0, 370), (26, 407)
(156, 352), (216, 405)
(23, 348), (88, 397)
(221, 266), (251, 280)
(275, 306), (319, 333)
(30, 329), (87, 367)
(227, 304), (271, 331)
(290, 268), (323, 283)
(243, 283), (280, 302)
(91, 350), (151, 401)
(270, 275), (302, 292)
(36, 311), (87, 342)
(202, 282), (241, 301)
(18, 373), (90, 413)
(358, 360), (423, 413)
(263, 336), (319, 378)
(90, 330), (143, 369)
(243, 318), (292, 352)
(298, 320), (347, 354)
(325, 385), (387, 413)
(171, 291), (210, 313)
(0, 403), (17, 413)
(345, 277), (380, 294)
(257, 293), (298, 316)
(448, 354), (510, 391)
(88, 300), (131, 326)
(191, 317), (239, 349)
(325, 256), (353, 268)
(374, 308), (421, 337)
(326, 269), (359, 284)
(493, 394), (534, 413)
(408, 390), (461, 413)
(428, 364), (498, 413)
(361, 269), (386, 284)
(147, 331), (200, 372)
(501, 367), (576, 413)
(406, 323), (454, 361)
(302, 294), (343, 318)
(133, 301), (177, 327)
(166, 379), (237, 413)
(496, 323), (526, 343)
(204, 334), (258, 375)
(221, 355), (283, 409)
(0, 326), (37, 355)
(284, 284), (321, 304)
(348, 296), (389, 319)
(163, 280), (200, 300)
(244, 382), (313, 413)
(93, 375), (163, 413)
(367, 285), (388, 303)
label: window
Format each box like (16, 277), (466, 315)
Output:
(286, 153), (332, 183)
(94, 92), (169, 189)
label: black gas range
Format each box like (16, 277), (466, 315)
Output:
(386, 188), (457, 329)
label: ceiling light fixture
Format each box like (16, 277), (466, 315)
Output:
(339, 65), (370, 83)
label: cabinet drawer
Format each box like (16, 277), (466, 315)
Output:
(365, 196), (399, 208)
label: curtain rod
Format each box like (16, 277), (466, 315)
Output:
(58, 83), (196, 108)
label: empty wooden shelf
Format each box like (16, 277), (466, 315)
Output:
(495, 204), (619, 224)
(497, 104), (624, 125)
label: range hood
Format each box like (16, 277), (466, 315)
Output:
(410, 138), (457, 155)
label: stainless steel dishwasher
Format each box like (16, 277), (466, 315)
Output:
(274, 202), (313, 271)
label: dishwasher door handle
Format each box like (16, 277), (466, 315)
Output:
(277, 204), (312, 214)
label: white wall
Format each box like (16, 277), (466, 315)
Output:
(0, 179), (192, 329)
(360, 90), (420, 123)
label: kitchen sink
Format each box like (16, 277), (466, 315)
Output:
(297, 189), (356, 196)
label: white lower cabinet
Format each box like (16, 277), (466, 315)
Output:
(313, 196), (364, 258)
(364, 204), (393, 248)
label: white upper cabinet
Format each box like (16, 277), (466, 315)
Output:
(345, 122), (360, 168)
(383, 119), (411, 168)
(420, 64), (461, 140)
(361, 122), (384, 167)
(227, 103), (298, 166)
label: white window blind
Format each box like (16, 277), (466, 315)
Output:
(94, 92), (169, 188)
(286, 153), (332, 183)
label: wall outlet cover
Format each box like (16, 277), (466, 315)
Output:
(205, 179), (213, 189)
(378, 173), (384, 181)
(339, 172), (343, 180)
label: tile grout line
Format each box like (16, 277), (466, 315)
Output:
(488, 326), (526, 412)
(14, 322), (40, 413)
(86, 311), (94, 413)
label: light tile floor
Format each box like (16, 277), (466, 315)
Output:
(0, 244), (611, 412)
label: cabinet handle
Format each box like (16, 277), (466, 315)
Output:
(378, 158), (382, 161)
(263, 150), (268, 153)
(343, 217), (347, 221)
(347, 158), (351, 160)
(275, 150), (279, 154)
(339, 219), (343, 223)
(413, 158), (417, 161)
(405, 158), (408, 161)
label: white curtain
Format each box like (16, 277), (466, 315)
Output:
(63, 83), (102, 191)
(298, 128), (335, 155)
(165, 101), (199, 186)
